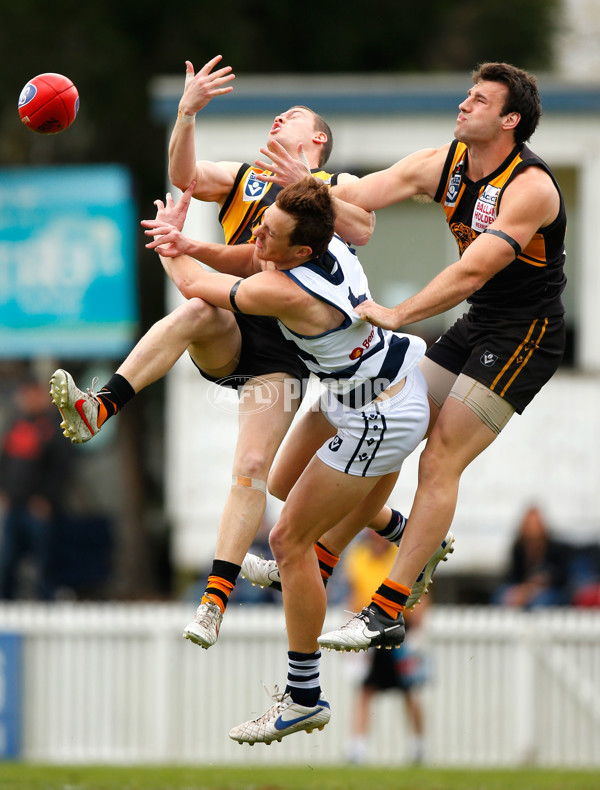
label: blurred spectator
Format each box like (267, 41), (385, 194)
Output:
(570, 541), (600, 607)
(495, 505), (570, 609)
(343, 529), (430, 765)
(0, 378), (71, 599)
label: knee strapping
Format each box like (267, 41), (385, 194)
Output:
(231, 475), (267, 494)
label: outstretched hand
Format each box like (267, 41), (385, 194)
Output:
(254, 141), (312, 186)
(179, 55), (235, 115)
(141, 182), (195, 257)
(355, 300), (401, 330)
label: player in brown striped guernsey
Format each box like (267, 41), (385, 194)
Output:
(318, 62), (567, 650)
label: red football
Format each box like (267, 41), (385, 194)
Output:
(18, 73), (79, 134)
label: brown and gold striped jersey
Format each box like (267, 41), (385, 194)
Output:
(218, 164), (338, 246)
(434, 141), (567, 317)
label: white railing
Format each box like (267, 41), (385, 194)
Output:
(0, 603), (599, 766)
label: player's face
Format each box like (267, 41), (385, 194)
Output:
(454, 81), (511, 144)
(268, 106), (318, 151)
(253, 205), (303, 268)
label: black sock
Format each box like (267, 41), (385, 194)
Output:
(98, 373), (136, 417)
(209, 558), (241, 585)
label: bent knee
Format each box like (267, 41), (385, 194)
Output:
(237, 449), (273, 482)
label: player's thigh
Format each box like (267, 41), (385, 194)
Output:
(269, 403), (337, 501)
(424, 392), (499, 478)
(187, 308), (241, 376)
(232, 374), (302, 476)
(276, 455), (383, 549)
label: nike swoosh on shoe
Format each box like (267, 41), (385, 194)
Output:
(75, 399), (94, 433)
(274, 710), (321, 731)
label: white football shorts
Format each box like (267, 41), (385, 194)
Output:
(316, 367), (429, 477)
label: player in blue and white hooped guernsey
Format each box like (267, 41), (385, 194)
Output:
(143, 176), (429, 745)
(277, 232), (427, 477)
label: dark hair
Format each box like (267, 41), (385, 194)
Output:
(472, 62), (541, 145)
(276, 177), (336, 256)
(292, 105), (333, 167)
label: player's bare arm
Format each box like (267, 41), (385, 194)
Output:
(254, 141), (375, 246)
(330, 173), (376, 247)
(143, 220), (260, 279)
(154, 250), (341, 338)
(142, 185), (262, 278)
(356, 166), (560, 330)
(168, 55), (238, 205)
(332, 145), (451, 210)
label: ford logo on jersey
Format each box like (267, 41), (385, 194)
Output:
(243, 170), (269, 202)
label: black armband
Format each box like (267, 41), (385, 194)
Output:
(229, 279), (244, 313)
(483, 228), (522, 257)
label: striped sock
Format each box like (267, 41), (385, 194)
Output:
(377, 509), (407, 546)
(285, 650), (321, 707)
(371, 577), (411, 619)
(96, 374), (136, 427)
(314, 541), (339, 584)
(201, 559), (240, 614)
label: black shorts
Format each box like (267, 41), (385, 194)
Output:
(197, 313), (309, 391)
(425, 309), (566, 414)
(363, 643), (427, 693)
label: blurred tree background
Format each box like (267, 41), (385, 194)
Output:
(0, 0), (561, 331)
(0, 0), (562, 598)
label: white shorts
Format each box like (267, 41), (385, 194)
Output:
(316, 368), (429, 477)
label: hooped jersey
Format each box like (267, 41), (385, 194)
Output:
(434, 140), (567, 317)
(219, 164), (339, 246)
(278, 235), (426, 405)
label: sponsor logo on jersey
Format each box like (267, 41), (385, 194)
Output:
(472, 184), (501, 233)
(349, 326), (375, 359)
(243, 170), (269, 202)
(480, 350), (498, 367)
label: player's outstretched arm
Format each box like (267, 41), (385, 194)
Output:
(254, 141), (375, 246)
(168, 56), (238, 203)
(141, 186), (259, 278)
(332, 146), (449, 211)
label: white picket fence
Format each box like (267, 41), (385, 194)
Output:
(0, 603), (599, 767)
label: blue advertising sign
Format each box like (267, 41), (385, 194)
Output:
(0, 165), (138, 357)
(0, 633), (22, 759)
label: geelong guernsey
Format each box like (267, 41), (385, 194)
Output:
(278, 235), (426, 406)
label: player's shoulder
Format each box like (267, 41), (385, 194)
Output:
(335, 171), (359, 185)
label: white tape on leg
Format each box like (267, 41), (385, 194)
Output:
(231, 476), (267, 494)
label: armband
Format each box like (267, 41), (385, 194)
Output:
(483, 228), (522, 257)
(229, 279), (244, 313)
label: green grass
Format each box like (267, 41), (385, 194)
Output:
(0, 765), (599, 790)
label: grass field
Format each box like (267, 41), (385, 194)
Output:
(0, 765), (599, 790)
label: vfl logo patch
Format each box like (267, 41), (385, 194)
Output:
(445, 163), (463, 207)
(480, 350), (498, 367)
(328, 436), (343, 452)
(243, 170), (268, 202)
